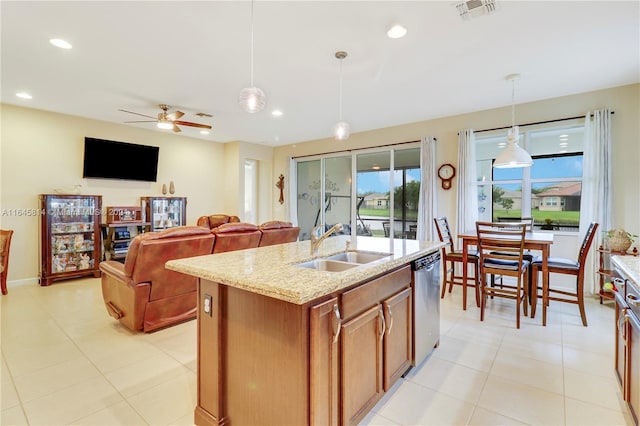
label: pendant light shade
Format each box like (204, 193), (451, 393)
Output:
(239, 0), (266, 113)
(239, 87), (266, 113)
(333, 51), (350, 141)
(493, 74), (532, 169)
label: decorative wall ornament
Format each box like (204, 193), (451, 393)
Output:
(169, 181), (175, 195)
(162, 184), (167, 195)
(276, 174), (285, 204)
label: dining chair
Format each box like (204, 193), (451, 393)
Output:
(433, 217), (480, 309)
(530, 222), (599, 326)
(490, 217), (535, 288)
(476, 221), (530, 329)
(0, 229), (14, 295)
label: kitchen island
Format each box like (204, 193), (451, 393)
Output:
(167, 235), (444, 426)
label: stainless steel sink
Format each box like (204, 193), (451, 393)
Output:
(326, 251), (392, 264)
(296, 259), (359, 272)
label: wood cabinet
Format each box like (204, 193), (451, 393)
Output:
(194, 264), (414, 426)
(141, 196), (186, 232)
(613, 262), (640, 426)
(310, 298), (340, 426)
(39, 194), (102, 285)
(101, 206), (150, 261)
(340, 265), (412, 425)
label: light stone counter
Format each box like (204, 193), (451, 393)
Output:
(612, 255), (640, 287)
(166, 235), (445, 305)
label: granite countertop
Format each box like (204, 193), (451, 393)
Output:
(166, 235), (445, 305)
(612, 255), (640, 287)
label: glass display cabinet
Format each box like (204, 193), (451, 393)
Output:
(39, 194), (102, 286)
(140, 196), (187, 232)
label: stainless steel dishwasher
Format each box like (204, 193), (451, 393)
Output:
(412, 251), (441, 367)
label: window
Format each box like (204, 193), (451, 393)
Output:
(476, 125), (584, 232)
(244, 159), (258, 224)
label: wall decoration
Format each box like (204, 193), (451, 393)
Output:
(276, 174), (285, 204)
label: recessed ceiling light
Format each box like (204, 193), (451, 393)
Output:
(559, 150), (567, 153)
(559, 134), (569, 138)
(271, 110), (283, 117)
(559, 142), (569, 147)
(387, 24), (407, 39)
(49, 38), (72, 49)
(497, 142), (507, 148)
(200, 130), (210, 135)
(16, 92), (32, 99)
(372, 164), (381, 170)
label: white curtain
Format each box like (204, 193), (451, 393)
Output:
(288, 157), (299, 225)
(581, 108), (612, 294)
(456, 129), (478, 247)
(417, 136), (438, 240)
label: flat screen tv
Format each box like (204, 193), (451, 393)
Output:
(83, 137), (159, 182)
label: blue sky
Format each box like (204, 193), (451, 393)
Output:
(357, 169), (421, 194)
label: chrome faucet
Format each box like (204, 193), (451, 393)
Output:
(311, 223), (343, 256)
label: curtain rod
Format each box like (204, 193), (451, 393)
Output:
(472, 111), (615, 134)
(291, 138), (422, 160)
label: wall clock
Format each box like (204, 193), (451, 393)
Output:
(437, 163), (456, 190)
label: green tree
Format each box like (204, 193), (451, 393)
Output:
(394, 181), (420, 210)
(493, 187), (505, 204)
(501, 198), (514, 213)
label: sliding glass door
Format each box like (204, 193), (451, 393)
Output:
(295, 143), (420, 240)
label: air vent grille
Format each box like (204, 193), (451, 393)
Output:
(456, 0), (497, 20)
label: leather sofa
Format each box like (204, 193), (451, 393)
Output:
(258, 221), (300, 246)
(197, 214), (240, 230)
(99, 226), (215, 332)
(212, 222), (262, 253)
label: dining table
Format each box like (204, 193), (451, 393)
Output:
(457, 230), (555, 314)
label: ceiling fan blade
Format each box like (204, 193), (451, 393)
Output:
(118, 109), (156, 119)
(124, 120), (156, 123)
(172, 124), (182, 133)
(166, 110), (184, 121)
(174, 120), (212, 129)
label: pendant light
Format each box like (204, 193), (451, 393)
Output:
(494, 73), (533, 168)
(333, 51), (350, 141)
(238, 0), (266, 113)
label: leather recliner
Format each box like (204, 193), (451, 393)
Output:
(99, 226), (215, 332)
(196, 214), (240, 230)
(212, 222), (262, 253)
(258, 221), (300, 247)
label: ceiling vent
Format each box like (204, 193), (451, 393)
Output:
(456, 0), (497, 20)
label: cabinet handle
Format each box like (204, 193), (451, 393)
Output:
(378, 308), (386, 341)
(384, 303), (394, 336)
(331, 304), (342, 344)
(626, 294), (640, 307)
(618, 308), (629, 344)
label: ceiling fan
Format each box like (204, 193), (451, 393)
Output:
(119, 104), (212, 133)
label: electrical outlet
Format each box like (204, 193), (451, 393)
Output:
(203, 294), (212, 317)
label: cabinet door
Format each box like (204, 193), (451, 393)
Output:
(341, 304), (384, 426)
(310, 298), (341, 426)
(614, 291), (628, 390)
(383, 287), (413, 391)
(628, 311), (640, 425)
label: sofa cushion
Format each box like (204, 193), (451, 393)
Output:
(212, 222), (261, 253)
(214, 222), (259, 234)
(258, 220), (293, 230)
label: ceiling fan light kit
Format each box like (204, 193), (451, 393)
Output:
(493, 73), (533, 169)
(120, 104), (212, 133)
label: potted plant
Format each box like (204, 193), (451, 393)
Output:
(541, 218), (556, 230)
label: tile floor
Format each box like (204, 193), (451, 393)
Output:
(0, 278), (634, 425)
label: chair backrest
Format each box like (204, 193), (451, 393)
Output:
(433, 217), (455, 252)
(196, 214), (241, 230)
(497, 217), (534, 231)
(258, 221), (300, 247)
(578, 222), (599, 264)
(212, 222), (262, 253)
(0, 229), (14, 274)
(476, 221), (527, 277)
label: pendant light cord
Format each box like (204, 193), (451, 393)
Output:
(338, 58), (343, 120)
(249, 0), (255, 86)
(511, 78), (515, 128)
